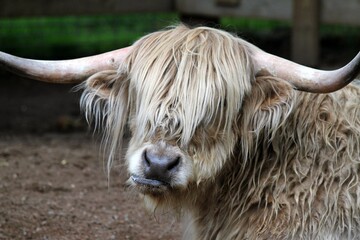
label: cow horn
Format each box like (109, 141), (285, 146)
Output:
(252, 47), (360, 93)
(0, 47), (132, 84)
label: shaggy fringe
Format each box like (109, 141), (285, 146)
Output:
(126, 24), (253, 147)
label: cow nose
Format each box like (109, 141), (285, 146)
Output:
(142, 149), (181, 183)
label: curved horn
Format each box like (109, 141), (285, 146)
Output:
(252, 47), (360, 93)
(0, 47), (131, 84)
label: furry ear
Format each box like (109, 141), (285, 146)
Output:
(84, 70), (119, 98)
(241, 76), (295, 143)
(79, 69), (129, 131)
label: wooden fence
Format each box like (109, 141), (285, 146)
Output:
(1, 0), (359, 66)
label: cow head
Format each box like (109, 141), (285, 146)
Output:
(1, 25), (359, 207)
(81, 26), (255, 200)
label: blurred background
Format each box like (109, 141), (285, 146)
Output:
(0, 0), (359, 134)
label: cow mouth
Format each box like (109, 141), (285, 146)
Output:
(131, 175), (169, 187)
(130, 175), (171, 195)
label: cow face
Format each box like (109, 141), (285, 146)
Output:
(82, 26), (253, 199)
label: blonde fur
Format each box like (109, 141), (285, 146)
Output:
(80, 25), (360, 239)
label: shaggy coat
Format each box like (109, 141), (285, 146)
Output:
(81, 25), (360, 239)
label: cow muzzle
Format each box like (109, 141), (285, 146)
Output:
(128, 141), (192, 194)
(132, 148), (181, 185)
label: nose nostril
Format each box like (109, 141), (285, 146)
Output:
(167, 156), (181, 171)
(143, 150), (151, 167)
(142, 148), (181, 183)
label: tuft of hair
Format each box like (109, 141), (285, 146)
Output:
(79, 68), (130, 178)
(126, 24), (254, 149)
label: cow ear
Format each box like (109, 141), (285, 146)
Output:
(84, 70), (120, 98)
(241, 76), (295, 138)
(253, 76), (294, 111)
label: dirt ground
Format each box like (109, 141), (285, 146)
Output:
(0, 76), (181, 240)
(0, 133), (182, 240)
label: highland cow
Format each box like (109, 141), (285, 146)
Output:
(1, 25), (360, 239)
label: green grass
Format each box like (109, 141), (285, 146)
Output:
(0, 13), (179, 58)
(222, 16), (360, 38)
(0, 14), (292, 58)
(0, 14), (358, 59)
(221, 17), (291, 32)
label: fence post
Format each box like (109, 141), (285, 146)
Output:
(292, 0), (320, 66)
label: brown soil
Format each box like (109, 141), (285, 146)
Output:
(0, 75), (181, 240)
